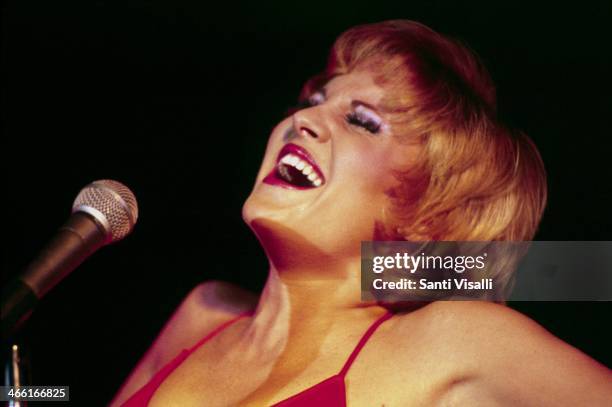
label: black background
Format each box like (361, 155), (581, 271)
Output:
(2, 0), (611, 405)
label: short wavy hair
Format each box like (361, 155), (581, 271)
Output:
(300, 20), (547, 243)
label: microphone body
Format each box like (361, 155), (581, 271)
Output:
(22, 212), (107, 298)
(1, 180), (138, 339)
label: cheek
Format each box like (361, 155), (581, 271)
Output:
(337, 142), (397, 191)
(328, 147), (395, 229)
(266, 120), (291, 150)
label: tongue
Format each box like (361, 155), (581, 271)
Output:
(277, 164), (314, 188)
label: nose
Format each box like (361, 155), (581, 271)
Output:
(291, 108), (331, 143)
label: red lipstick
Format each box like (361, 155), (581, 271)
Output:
(263, 143), (325, 190)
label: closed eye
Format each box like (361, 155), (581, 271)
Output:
(345, 105), (383, 134)
(285, 91), (384, 135)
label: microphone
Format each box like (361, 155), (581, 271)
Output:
(1, 180), (138, 338)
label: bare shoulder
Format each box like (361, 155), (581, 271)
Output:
(154, 280), (258, 362)
(392, 300), (607, 361)
(389, 301), (612, 405)
(399, 300), (546, 338)
(178, 280), (259, 325)
(109, 281), (257, 406)
(386, 301), (544, 365)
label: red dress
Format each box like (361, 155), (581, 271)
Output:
(121, 310), (394, 406)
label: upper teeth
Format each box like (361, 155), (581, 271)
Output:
(279, 154), (323, 187)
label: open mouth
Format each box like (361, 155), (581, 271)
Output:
(263, 143), (325, 190)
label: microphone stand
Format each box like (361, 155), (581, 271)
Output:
(3, 343), (30, 407)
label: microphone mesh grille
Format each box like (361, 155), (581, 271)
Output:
(72, 180), (139, 242)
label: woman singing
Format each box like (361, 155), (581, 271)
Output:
(111, 20), (611, 406)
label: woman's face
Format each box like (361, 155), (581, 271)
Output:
(243, 70), (420, 261)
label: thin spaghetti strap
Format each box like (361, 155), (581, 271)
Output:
(188, 311), (253, 352)
(338, 310), (394, 377)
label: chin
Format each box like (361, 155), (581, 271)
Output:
(242, 180), (315, 227)
(243, 203), (368, 271)
(242, 194), (300, 238)
(241, 190), (282, 227)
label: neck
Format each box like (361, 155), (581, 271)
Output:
(240, 259), (386, 360)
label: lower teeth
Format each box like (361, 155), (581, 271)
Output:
(279, 166), (292, 182)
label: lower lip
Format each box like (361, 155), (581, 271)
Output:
(263, 168), (316, 190)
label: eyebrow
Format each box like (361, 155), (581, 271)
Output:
(317, 86), (383, 113)
(350, 100), (382, 114)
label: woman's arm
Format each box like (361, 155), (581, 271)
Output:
(430, 301), (612, 406)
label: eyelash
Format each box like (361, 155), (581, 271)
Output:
(345, 112), (381, 134)
(286, 93), (382, 135)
